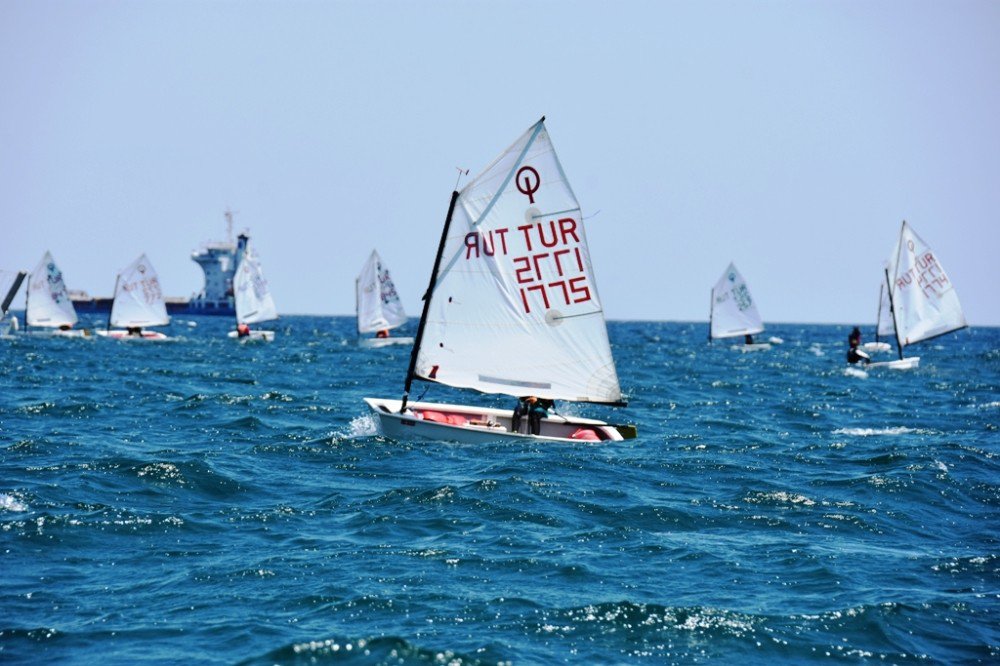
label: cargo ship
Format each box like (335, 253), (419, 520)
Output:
(71, 210), (250, 316)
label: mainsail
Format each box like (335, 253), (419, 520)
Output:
(410, 118), (622, 404)
(110, 254), (170, 328)
(0, 269), (26, 315)
(709, 262), (764, 339)
(356, 250), (407, 334)
(886, 221), (966, 348)
(234, 247), (277, 325)
(27, 251), (78, 328)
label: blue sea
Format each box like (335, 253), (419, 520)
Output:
(1, 316), (997, 664)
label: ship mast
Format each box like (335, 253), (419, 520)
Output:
(224, 207), (238, 245)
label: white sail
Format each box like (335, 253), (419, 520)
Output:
(709, 262), (764, 339)
(1, 269), (26, 315)
(234, 247), (277, 325)
(356, 250), (407, 334)
(412, 119), (622, 403)
(110, 254), (170, 328)
(875, 280), (894, 339)
(27, 252), (78, 328)
(886, 221), (966, 347)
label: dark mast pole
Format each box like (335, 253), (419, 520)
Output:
(401, 189), (460, 412)
(885, 267), (904, 361)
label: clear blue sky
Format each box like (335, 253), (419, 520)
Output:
(2, 0), (997, 325)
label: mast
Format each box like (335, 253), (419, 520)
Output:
(24, 275), (30, 333)
(874, 283), (884, 344)
(708, 288), (714, 342)
(354, 277), (360, 336)
(885, 267), (904, 361)
(401, 189), (460, 412)
(107, 275), (120, 332)
(1, 272), (25, 316)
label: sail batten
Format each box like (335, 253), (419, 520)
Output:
(110, 254), (169, 328)
(886, 221), (966, 349)
(709, 262), (764, 339)
(356, 250), (407, 334)
(411, 119), (622, 404)
(234, 247), (277, 325)
(27, 252), (78, 328)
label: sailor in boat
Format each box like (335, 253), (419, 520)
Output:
(511, 396), (552, 435)
(127, 326), (143, 337)
(846, 326), (870, 365)
(237, 322), (251, 338)
(744, 334), (755, 345)
(375, 328), (390, 339)
(58, 324), (73, 332)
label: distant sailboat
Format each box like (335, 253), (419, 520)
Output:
(364, 117), (636, 443)
(25, 251), (89, 337)
(227, 244), (277, 342)
(356, 250), (413, 348)
(709, 262), (771, 351)
(869, 221), (966, 370)
(860, 283), (893, 353)
(96, 254), (171, 340)
(0, 269), (26, 336)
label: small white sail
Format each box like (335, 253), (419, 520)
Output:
(110, 254), (170, 328)
(875, 280), (894, 340)
(0, 269), (26, 315)
(886, 221), (966, 347)
(27, 251), (78, 328)
(356, 250), (407, 334)
(412, 119), (622, 403)
(234, 247), (277, 325)
(709, 262), (764, 339)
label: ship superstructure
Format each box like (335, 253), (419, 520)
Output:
(70, 209), (253, 316)
(188, 210), (248, 315)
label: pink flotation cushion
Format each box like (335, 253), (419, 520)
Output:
(418, 410), (468, 426)
(570, 427), (602, 441)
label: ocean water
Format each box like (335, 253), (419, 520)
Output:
(1, 316), (997, 664)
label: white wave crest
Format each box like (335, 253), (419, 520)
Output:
(347, 413), (379, 437)
(832, 426), (918, 437)
(0, 493), (28, 512)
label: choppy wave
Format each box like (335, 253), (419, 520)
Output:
(2, 317), (997, 664)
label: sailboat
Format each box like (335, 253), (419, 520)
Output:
(0, 269), (26, 336)
(25, 251), (89, 337)
(96, 254), (171, 340)
(868, 221), (966, 370)
(708, 262), (771, 351)
(364, 118), (636, 443)
(227, 243), (278, 342)
(860, 282), (893, 353)
(356, 249), (413, 348)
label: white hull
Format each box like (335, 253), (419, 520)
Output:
(96, 329), (169, 341)
(861, 341), (892, 353)
(364, 397), (630, 444)
(868, 357), (920, 370)
(24, 328), (93, 338)
(843, 367), (868, 379)
(734, 343), (771, 353)
(227, 330), (275, 342)
(359, 336), (414, 348)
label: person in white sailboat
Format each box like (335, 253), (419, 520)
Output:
(127, 326), (143, 337)
(237, 323), (251, 338)
(744, 334), (755, 345)
(376, 328), (390, 339)
(511, 396), (552, 435)
(846, 326), (870, 365)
